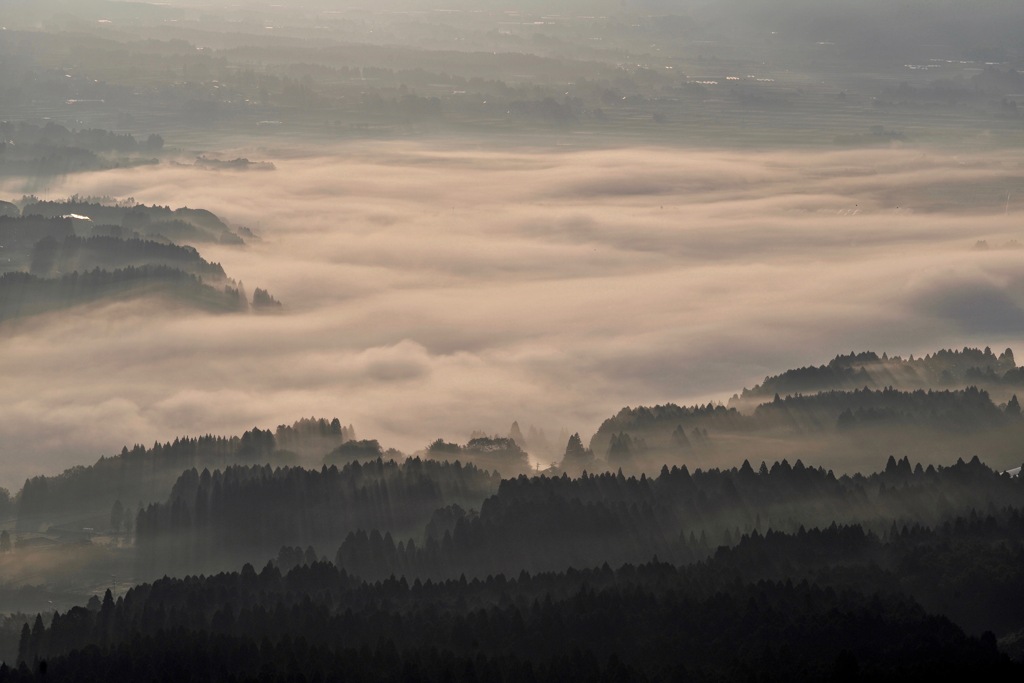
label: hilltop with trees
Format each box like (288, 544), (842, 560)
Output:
(0, 198), (279, 322)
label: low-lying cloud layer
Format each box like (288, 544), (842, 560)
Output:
(2, 142), (1023, 487)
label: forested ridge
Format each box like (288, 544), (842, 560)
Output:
(110, 455), (1024, 666)
(0, 266), (245, 321)
(595, 384), (1016, 451)
(11, 348), (1024, 529)
(19, 200), (235, 245)
(328, 455), (1024, 581)
(15, 418), (356, 531)
(735, 347), (1023, 406)
(0, 200), (279, 323)
(10, 509), (1024, 682)
(28, 235), (227, 279)
(134, 459), (500, 576)
(5, 348), (1024, 679)
(0, 122), (163, 177)
(587, 382), (1024, 473)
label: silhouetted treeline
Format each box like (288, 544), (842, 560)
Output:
(250, 286), (282, 309)
(332, 456), (1024, 582)
(336, 507), (1024, 642)
(758, 385), (1007, 432)
(588, 402), (744, 461)
(14, 419), (352, 532)
(13, 540), (1023, 682)
(737, 346), (1020, 405)
(715, 509), (1024, 638)
(427, 436), (532, 476)
(587, 384), (1024, 470)
(135, 458), (500, 576)
(324, 439), (387, 464)
(276, 416), (355, 459)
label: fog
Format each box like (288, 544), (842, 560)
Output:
(2, 142), (1023, 489)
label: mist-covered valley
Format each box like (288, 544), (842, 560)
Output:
(2, 0), (1024, 680)
(4, 144), (1024, 487)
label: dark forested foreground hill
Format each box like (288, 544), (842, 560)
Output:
(4, 456), (1024, 676)
(116, 456), (1024, 658)
(10, 515), (1024, 682)
(6, 348), (1024, 677)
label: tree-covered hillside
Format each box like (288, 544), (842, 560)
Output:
(4, 349), (1024, 676)
(0, 200), (279, 323)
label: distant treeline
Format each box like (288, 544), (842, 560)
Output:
(15, 418), (355, 533)
(736, 347), (1022, 405)
(597, 384), (1016, 451)
(0, 122), (162, 177)
(426, 436), (532, 477)
(134, 459), (501, 576)
(332, 455), (1024, 581)
(0, 122), (161, 154)
(0, 266), (245, 323)
(0, 202), (281, 322)
(21, 199), (240, 245)
(759, 385), (1010, 431)
(132, 454), (1024, 584)
(13, 513), (1024, 681)
(583, 384), (1024, 472)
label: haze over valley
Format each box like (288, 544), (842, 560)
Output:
(2, 1), (1024, 679)
(4, 144), (1024, 486)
